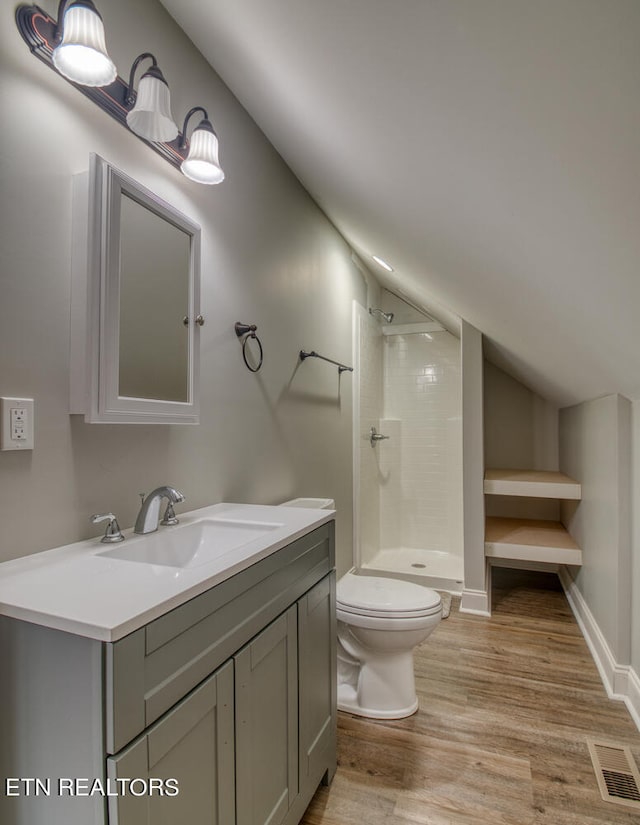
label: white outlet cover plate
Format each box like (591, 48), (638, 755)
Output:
(1, 397), (34, 450)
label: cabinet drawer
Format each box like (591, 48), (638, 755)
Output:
(106, 522), (334, 753)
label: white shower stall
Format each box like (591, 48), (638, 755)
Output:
(353, 300), (464, 592)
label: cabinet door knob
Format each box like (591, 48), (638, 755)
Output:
(183, 315), (205, 326)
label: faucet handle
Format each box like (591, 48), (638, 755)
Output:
(369, 426), (390, 446)
(91, 513), (125, 544)
(161, 502), (179, 526)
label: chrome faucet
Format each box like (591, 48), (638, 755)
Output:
(134, 486), (186, 534)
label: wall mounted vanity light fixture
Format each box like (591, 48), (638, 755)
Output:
(51, 0), (116, 87)
(15, 3), (224, 184)
(125, 53), (178, 143)
(180, 108), (225, 185)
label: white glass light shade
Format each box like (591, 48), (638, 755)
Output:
(181, 127), (225, 185)
(52, 4), (117, 87)
(126, 74), (178, 142)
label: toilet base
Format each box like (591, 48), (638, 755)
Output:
(337, 683), (418, 719)
(337, 639), (421, 719)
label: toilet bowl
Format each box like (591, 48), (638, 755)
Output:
(336, 573), (442, 719)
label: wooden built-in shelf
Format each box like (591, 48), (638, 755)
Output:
(485, 516), (582, 566)
(484, 469), (581, 500)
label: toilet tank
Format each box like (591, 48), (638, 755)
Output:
(280, 498), (335, 509)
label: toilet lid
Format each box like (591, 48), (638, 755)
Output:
(336, 574), (441, 618)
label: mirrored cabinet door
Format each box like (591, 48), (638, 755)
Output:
(70, 155), (201, 424)
(118, 192), (191, 404)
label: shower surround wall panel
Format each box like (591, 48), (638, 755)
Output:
(356, 308), (383, 568)
(376, 329), (463, 585)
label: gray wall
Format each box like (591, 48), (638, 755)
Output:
(484, 361), (559, 520)
(484, 361), (559, 471)
(631, 402), (640, 678)
(461, 321), (485, 600)
(0, 0), (368, 574)
(560, 395), (632, 664)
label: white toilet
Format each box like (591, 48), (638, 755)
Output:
(336, 572), (442, 719)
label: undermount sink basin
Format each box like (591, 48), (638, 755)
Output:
(99, 518), (284, 569)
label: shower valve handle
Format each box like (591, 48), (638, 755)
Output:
(370, 427), (390, 446)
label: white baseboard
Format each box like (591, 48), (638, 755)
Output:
(627, 668), (640, 732)
(460, 588), (490, 616)
(559, 567), (640, 732)
(558, 568), (624, 697)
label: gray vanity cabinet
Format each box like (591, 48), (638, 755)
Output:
(0, 522), (336, 825)
(106, 661), (235, 825)
(107, 580), (334, 825)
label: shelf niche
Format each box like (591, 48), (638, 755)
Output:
(485, 516), (582, 566)
(484, 469), (581, 500)
(484, 468), (583, 567)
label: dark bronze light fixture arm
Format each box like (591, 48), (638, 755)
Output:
(15, 4), (198, 173)
(53, 0), (68, 40)
(180, 106), (218, 149)
(126, 52), (157, 106)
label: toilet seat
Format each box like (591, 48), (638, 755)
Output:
(336, 574), (441, 619)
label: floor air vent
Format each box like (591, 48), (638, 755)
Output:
(587, 739), (640, 810)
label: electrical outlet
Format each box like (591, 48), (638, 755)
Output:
(1, 397), (34, 450)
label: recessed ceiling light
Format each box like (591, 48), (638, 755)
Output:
(372, 255), (393, 272)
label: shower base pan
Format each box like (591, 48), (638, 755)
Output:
(360, 547), (464, 593)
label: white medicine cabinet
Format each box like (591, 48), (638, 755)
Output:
(70, 154), (202, 424)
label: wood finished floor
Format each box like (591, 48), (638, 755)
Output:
(301, 569), (640, 825)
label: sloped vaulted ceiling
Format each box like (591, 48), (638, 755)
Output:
(160, 0), (640, 408)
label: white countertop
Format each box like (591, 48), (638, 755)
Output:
(0, 503), (334, 642)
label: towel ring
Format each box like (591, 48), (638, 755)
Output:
(235, 322), (264, 372)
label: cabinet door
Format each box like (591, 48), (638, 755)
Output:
(298, 573), (337, 790)
(106, 661), (234, 825)
(235, 606), (298, 825)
